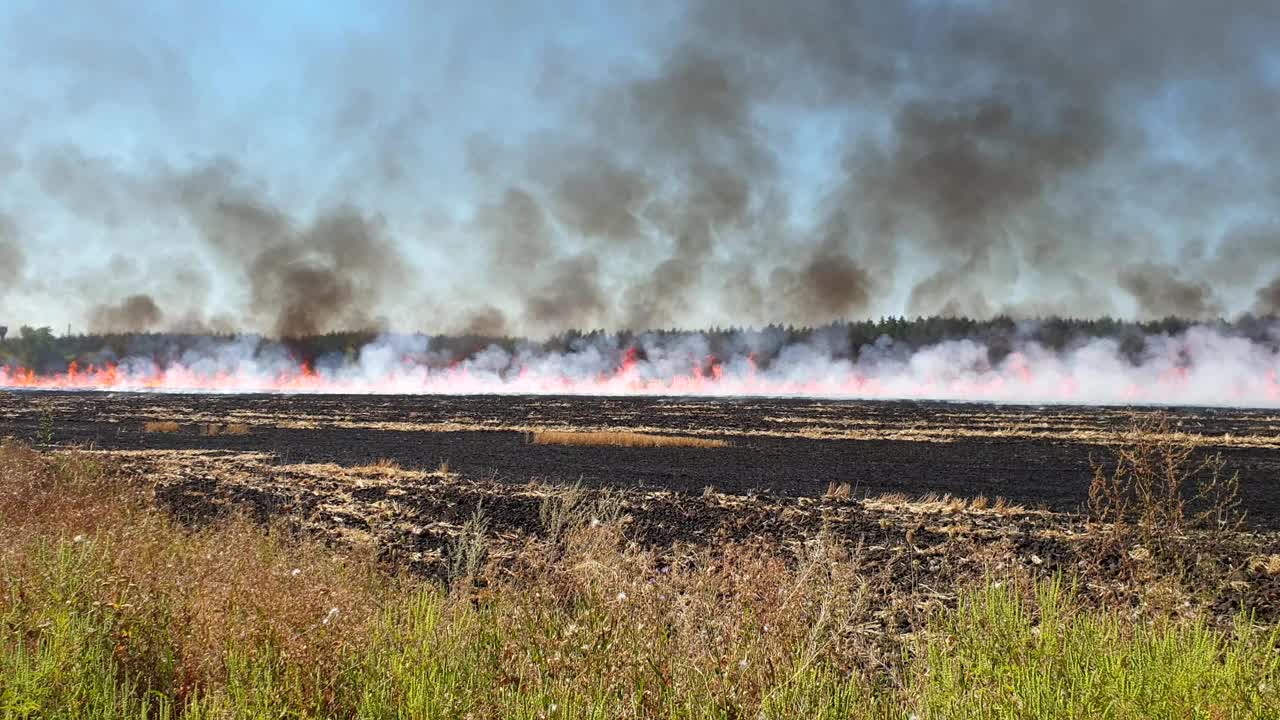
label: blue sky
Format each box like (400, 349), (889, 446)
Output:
(1, 0), (1278, 336)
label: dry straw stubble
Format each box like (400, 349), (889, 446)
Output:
(529, 429), (730, 449)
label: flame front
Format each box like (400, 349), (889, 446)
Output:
(3, 327), (1280, 407)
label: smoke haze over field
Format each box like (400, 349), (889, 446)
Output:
(3, 322), (1280, 407)
(1, 1), (1279, 336)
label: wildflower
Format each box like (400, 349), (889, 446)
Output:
(290, 568), (301, 577)
(73, 534), (85, 543)
(616, 591), (628, 602)
(323, 607), (340, 625)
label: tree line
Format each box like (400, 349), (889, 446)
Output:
(1, 315), (1276, 373)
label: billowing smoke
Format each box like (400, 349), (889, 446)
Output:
(3, 323), (1279, 408)
(0, 216), (24, 298)
(173, 164), (406, 337)
(463, 0), (1279, 326)
(1119, 264), (1222, 320)
(1258, 278), (1280, 316)
(89, 294), (164, 333)
(2, 1), (1278, 334)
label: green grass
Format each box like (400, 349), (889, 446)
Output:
(915, 578), (1280, 718)
(3, 442), (1280, 718)
(6, 537), (1279, 718)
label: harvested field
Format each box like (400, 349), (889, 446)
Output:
(4, 391), (1280, 524)
(5, 436), (1276, 636)
(5, 391), (1280, 715)
(7, 438), (1279, 717)
(2, 390), (1279, 616)
(198, 421), (251, 437)
(529, 429), (730, 448)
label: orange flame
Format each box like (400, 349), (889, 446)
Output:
(1, 344), (1277, 406)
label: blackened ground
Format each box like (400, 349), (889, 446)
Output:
(3, 391), (1279, 524)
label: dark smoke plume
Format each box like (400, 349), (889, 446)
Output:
(1258, 278), (1280, 316)
(458, 305), (509, 337)
(89, 294), (164, 333)
(4, 1), (1280, 334)
(0, 214), (23, 285)
(460, 0), (1279, 328)
(175, 164), (407, 337)
(523, 255), (608, 330)
(1120, 264), (1223, 320)
(771, 252), (873, 321)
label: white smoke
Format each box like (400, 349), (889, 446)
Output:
(2, 325), (1278, 407)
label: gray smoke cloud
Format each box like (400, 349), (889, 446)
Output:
(1258, 278), (1280, 316)
(0, 214), (24, 292)
(1119, 264), (1222, 320)
(2, 1), (1279, 335)
(89, 294), (164, 333)
(463, 0), (1280, 329)
(173, 163), (407, 337)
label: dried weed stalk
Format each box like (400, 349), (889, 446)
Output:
(539, 480), (626, 547)
(1088, 413), (1244, 548)
(448, 505), (491, 587)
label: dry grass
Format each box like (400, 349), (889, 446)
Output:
(81, 400), (1280, 450)
(0, 439), (132, 540)
(529, 429), (730, 449)
(144, 421), (252, 436)
(863, 491), (1023, 516)
(360, 458), (399, 471)
(198, 422), (251, 437)
(356, 457), (403, 473)
(5, 440), (1280, 717)
(272, 417), (1280, 450)
(824, 481), (852, 499)
(0, 439), (390, 704)
(1248, 554), (1280, 577)
(1088, 413), (1245, 554)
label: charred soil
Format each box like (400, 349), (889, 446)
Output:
(4, 391), (1280, 520)
(4, 391), (1280, 634)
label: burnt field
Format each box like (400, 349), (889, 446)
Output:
(4, 391), (1280, 518)
(6, 389), (1280, 622)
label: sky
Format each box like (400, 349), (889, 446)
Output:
(1, 0), (1278, 338)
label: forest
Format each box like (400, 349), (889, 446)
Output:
(1, 314), (1276, 373)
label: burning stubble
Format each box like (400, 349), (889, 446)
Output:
(2, 322), (1279, 407)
